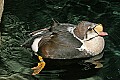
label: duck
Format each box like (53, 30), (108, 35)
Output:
(21, 21), (108, 75)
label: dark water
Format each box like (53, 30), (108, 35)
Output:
(1, 0), (120, 80)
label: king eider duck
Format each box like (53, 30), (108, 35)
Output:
(21, 21), (108, 75)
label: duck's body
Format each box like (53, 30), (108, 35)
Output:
(22, 21), (108, 75)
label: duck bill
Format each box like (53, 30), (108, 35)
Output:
(98, 32), (108, 36)
(94, 24), (108, 36)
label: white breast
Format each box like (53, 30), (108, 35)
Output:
(84, 36), (105, 56)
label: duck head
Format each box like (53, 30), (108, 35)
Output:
(73, 21), (108, 41)
(71, 21), (108, 56)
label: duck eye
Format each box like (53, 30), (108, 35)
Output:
(88, 28), (92, 31)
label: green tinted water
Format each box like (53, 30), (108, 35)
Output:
(0, 0), (120, 80)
